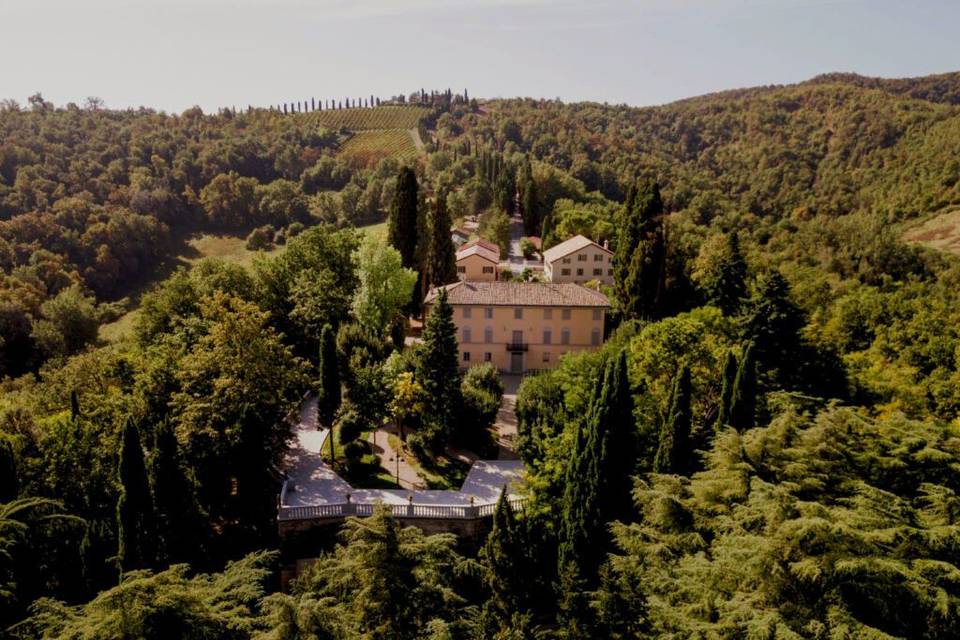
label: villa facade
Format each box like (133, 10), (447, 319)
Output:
(424, 281), (609, 374)
(542, 234), (614, 285)
(455, 240), (500, 282)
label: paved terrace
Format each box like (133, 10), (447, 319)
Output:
(279, 396), (525, 521)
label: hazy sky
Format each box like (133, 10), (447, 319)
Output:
(2, 0), (958, 113)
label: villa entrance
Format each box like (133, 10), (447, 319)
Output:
(510, 351), (523, 374)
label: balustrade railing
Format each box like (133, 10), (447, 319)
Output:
(278, 496), (525, 522)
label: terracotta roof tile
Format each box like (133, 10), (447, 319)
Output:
(456, 242), (500, 263)
(425, 281), (609, 307)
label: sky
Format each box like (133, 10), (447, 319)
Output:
(1, 0), (958, 113)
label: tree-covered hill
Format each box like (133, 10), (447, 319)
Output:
(442, 73), (960, 223)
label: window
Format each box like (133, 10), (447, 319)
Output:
(543, 351), (551, 363)
(484, 307), (493, 319)
(578, 254), (587, 262)
(457, 266), (466, 273)
(561, 268), (570, 276)
(594, 254), (604, 262)
(576, 268), (583, 276)
(561, 329), (570, 345)
(591, 328), (601, 346)
(544, 308), (553, 320)
(463, 307), (472, 319)
(482, 266), (494, 274)
(607, 256), (612, 263)
(592, 308), (602, 321)
(593, 268), (602, 276)
(543, 329), (552, 345)
(463, 351), (471, 362)
(514, 308), (523, 320)
(484, 352), (492, 362)
(484, 327), (493, 343)
(562, 257), (571, 264)
(463, 327), (472, 343)
(607, 268), (613, 276)
(561, 308), (571, 320)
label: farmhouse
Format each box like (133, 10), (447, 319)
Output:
(451, 227), (471, 246)
(455, 239), (500, 281)
(424, 281), (609, 374)
(542, 234), (614, 285)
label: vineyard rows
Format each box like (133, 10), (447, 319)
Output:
(309, 106), (428, 131)
(339, 130), (419, 165)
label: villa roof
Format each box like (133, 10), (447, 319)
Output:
(456, 241), (500, 264)
(541, 234), (611, 264)
(424, 281), (609, 308)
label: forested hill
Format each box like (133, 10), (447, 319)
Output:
(441, 71), (960, 222)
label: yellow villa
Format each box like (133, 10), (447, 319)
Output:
(455, 239), (500, 282)
(424, 281), (610, 374)
(542, 234), (614, 285)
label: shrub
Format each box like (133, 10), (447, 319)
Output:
(520, 237), (536, 259)
(245, 225), (274, 251)
(459, 363), (504, 456)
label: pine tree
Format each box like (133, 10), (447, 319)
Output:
(729, 341), (757, 431)
(117, 416), (156, 571)
(416, 288), (461, 454)
(715, 349), (738, 432)
(653, 363), (693, 474)
(426, 190), (458, 287)
(0, 435), (17, 502)
(317, 324), (341, 462)
(743, 270), (807, 388)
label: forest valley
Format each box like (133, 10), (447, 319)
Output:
(2, 72), (960, 639)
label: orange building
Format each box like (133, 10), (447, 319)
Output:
(424, 281), (609, 374)
(455, 240), (500, 281)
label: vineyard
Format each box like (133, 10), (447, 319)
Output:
(309, 106), (428, 131)
(339, 130), (419, 167)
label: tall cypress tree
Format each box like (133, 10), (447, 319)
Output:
(522, 178), (538, 236)
(613, 181), (639, 300)
(416, 288), (461, 454)
(480, 491), (524, 626)
(426, 190), (458, 287)
(151, 420), (203, 565)
(729, 342), (758, 431)
(715, 349), (738, 432)
(0, 435), (17, 502)
(620, 181), (666, 320)
(388, 167), (420, 269)
(653, 363), (693, 475)
(318, 324), (341, 460)
(559, 350), (637, 584)
(70, 389), (81, 420)
(117, 416), (156, 571)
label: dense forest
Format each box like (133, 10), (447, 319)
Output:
(3, 71), (960, 639)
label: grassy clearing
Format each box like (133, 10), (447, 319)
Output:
(98, 233), (285, 343)
(358, 220), (388, 241)
(309, 106), (428, 131)
(903, 208), (960, 256)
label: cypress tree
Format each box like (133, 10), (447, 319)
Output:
(521, 179), (538, 236)
(715, 349), (738, 432)
(388, 167), (420, 270)
(613, 181), (639, 301)
(0, 435), (18, 502)
(318, 324), (341, 460)
(416, 288), (461, 454)
(743, 270), (808, 389)
(151, 420), (203, 565)
(117, 416), (156, 571)
(426, 190), (458, 287)
(729, 342), (757, 431)
(70, 389), (81, 420)
(559, 350), (637, 583)
(480, 491), (524, 623)
(619, 181), (666, 320)
(653, 363), (693, 475)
